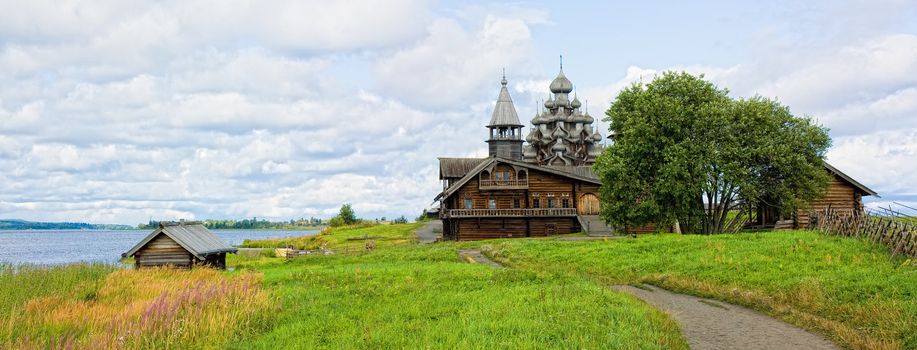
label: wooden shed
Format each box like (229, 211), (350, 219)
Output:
(752, 162), (878, 229)
(122, 221), (237, 269)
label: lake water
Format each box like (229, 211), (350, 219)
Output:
(0, 229), (318, 265)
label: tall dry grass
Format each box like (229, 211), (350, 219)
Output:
(4, 267), (271, 349)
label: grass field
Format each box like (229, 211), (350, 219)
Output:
(4, 223), (916, 349)
(481, 232), (917, 349)
(1, 264), (271, 349)
(230, 223), (685, 349)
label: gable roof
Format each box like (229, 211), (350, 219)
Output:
(824, 162), (878, 197)
(439, 157), (487, 178)
(123, 221), (237, 259)
(435, 157), (601, 201)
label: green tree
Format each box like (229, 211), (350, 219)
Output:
(595, 71), (830, 234)
(329, 204), (358, 227)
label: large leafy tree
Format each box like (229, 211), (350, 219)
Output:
(595, 71), (830, 234)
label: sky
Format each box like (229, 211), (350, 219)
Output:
(1, 0), (916, 225)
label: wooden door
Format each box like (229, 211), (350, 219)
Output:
(578, 194), (600, 215)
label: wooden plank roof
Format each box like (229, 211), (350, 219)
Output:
(123, 221), (237, 259)
(435, 157), (601, 201)
(439, 157), (486, 178)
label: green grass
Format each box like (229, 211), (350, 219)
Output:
(0, 263), (116, 316)
(8, 223), (916, 349)
(232, 250), (685, 349)
(239, 223), (422, 251)
(231, 226), (686, 349)
(479, 231), (917, 349)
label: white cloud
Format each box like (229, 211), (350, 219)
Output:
(375, 15), (537, 108)
(1, 1), (915, 225)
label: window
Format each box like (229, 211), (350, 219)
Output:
(488, 198), (496, 209)
(513, 198), (521, 208)
(562, 199), (569, 208)
(533, 199), (540, 208)
(464, 198), (473, 209)
(547, 198), (556, 208)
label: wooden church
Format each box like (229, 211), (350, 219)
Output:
(434, 64), (879, 240)
(435, 66), (612, 240)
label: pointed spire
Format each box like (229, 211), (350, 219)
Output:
(487, 72), (522, 127)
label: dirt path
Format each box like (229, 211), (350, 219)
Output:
(415, 220), (442, 243)
(612, 284), (840, 350)
(457, 249), (503, 268)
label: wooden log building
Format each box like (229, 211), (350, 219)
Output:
(435, 67), (612, 240)
(753, 162), (878, 230)
(122, 220), (237, 269)
(435, 64), (878, 239)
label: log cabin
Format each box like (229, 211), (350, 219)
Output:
(435, 68), (612, 240)
(122, 221), (237, 269)
(752, 163), (878, 230)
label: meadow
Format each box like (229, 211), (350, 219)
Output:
(3, 223), (916, 349)
(481, 232), (917, 349)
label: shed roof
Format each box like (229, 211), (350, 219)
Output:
(123, 221), (237, 259)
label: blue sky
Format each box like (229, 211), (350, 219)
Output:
(1, 0), (916, 224)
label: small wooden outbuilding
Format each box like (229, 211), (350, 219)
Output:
(122, 221), (237, 269)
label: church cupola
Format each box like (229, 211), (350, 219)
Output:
(486, 70), (524, 160)
(523, 56), (604, 166)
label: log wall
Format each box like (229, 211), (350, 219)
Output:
(442, 164), (598, 240)
(796, 174), (862, 228)
(135, 234), (192, 268)
(452, 218), (578, 240)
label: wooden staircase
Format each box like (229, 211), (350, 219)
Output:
(577, 215), (615, 236)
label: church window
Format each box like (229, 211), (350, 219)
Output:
(488, 196), (496, 209)
(562, 198), (569, 208)
(464, 198), (473, 209)
(533, 198), (540, 208)
(548, 198), (556, 208)
(513, 198), (521, 208)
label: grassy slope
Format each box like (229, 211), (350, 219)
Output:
(480, 231), (917, 350)
(1, 265), (270, 349)
(231, 224), (686, 349)
(8, 224), (914, 349)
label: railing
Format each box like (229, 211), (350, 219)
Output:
(479, 179), (528, 190)
(444, 208), (577, 218)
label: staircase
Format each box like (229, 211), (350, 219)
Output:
(578, 215), (615, 236)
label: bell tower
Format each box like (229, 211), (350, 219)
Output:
(486, 71), (524, 160)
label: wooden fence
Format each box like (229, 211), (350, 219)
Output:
(809, 208), (917, 258)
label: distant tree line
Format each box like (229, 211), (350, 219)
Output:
(138, 217), (324, 230)
(0, 219), (133, 230)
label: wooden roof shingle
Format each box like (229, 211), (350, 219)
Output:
(123, 221), (237, 259)
(439, 157), (486, 178)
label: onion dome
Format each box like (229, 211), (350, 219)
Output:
(549, 69), (574, 94)
(525, 130), (536, 143)
(544, 96), (555, 109)
(571, 95), (582, 109)
(552, 139), (567, 152)
(592, 129), (603, 142)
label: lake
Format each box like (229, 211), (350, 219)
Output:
(0, 229), (318, 265)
